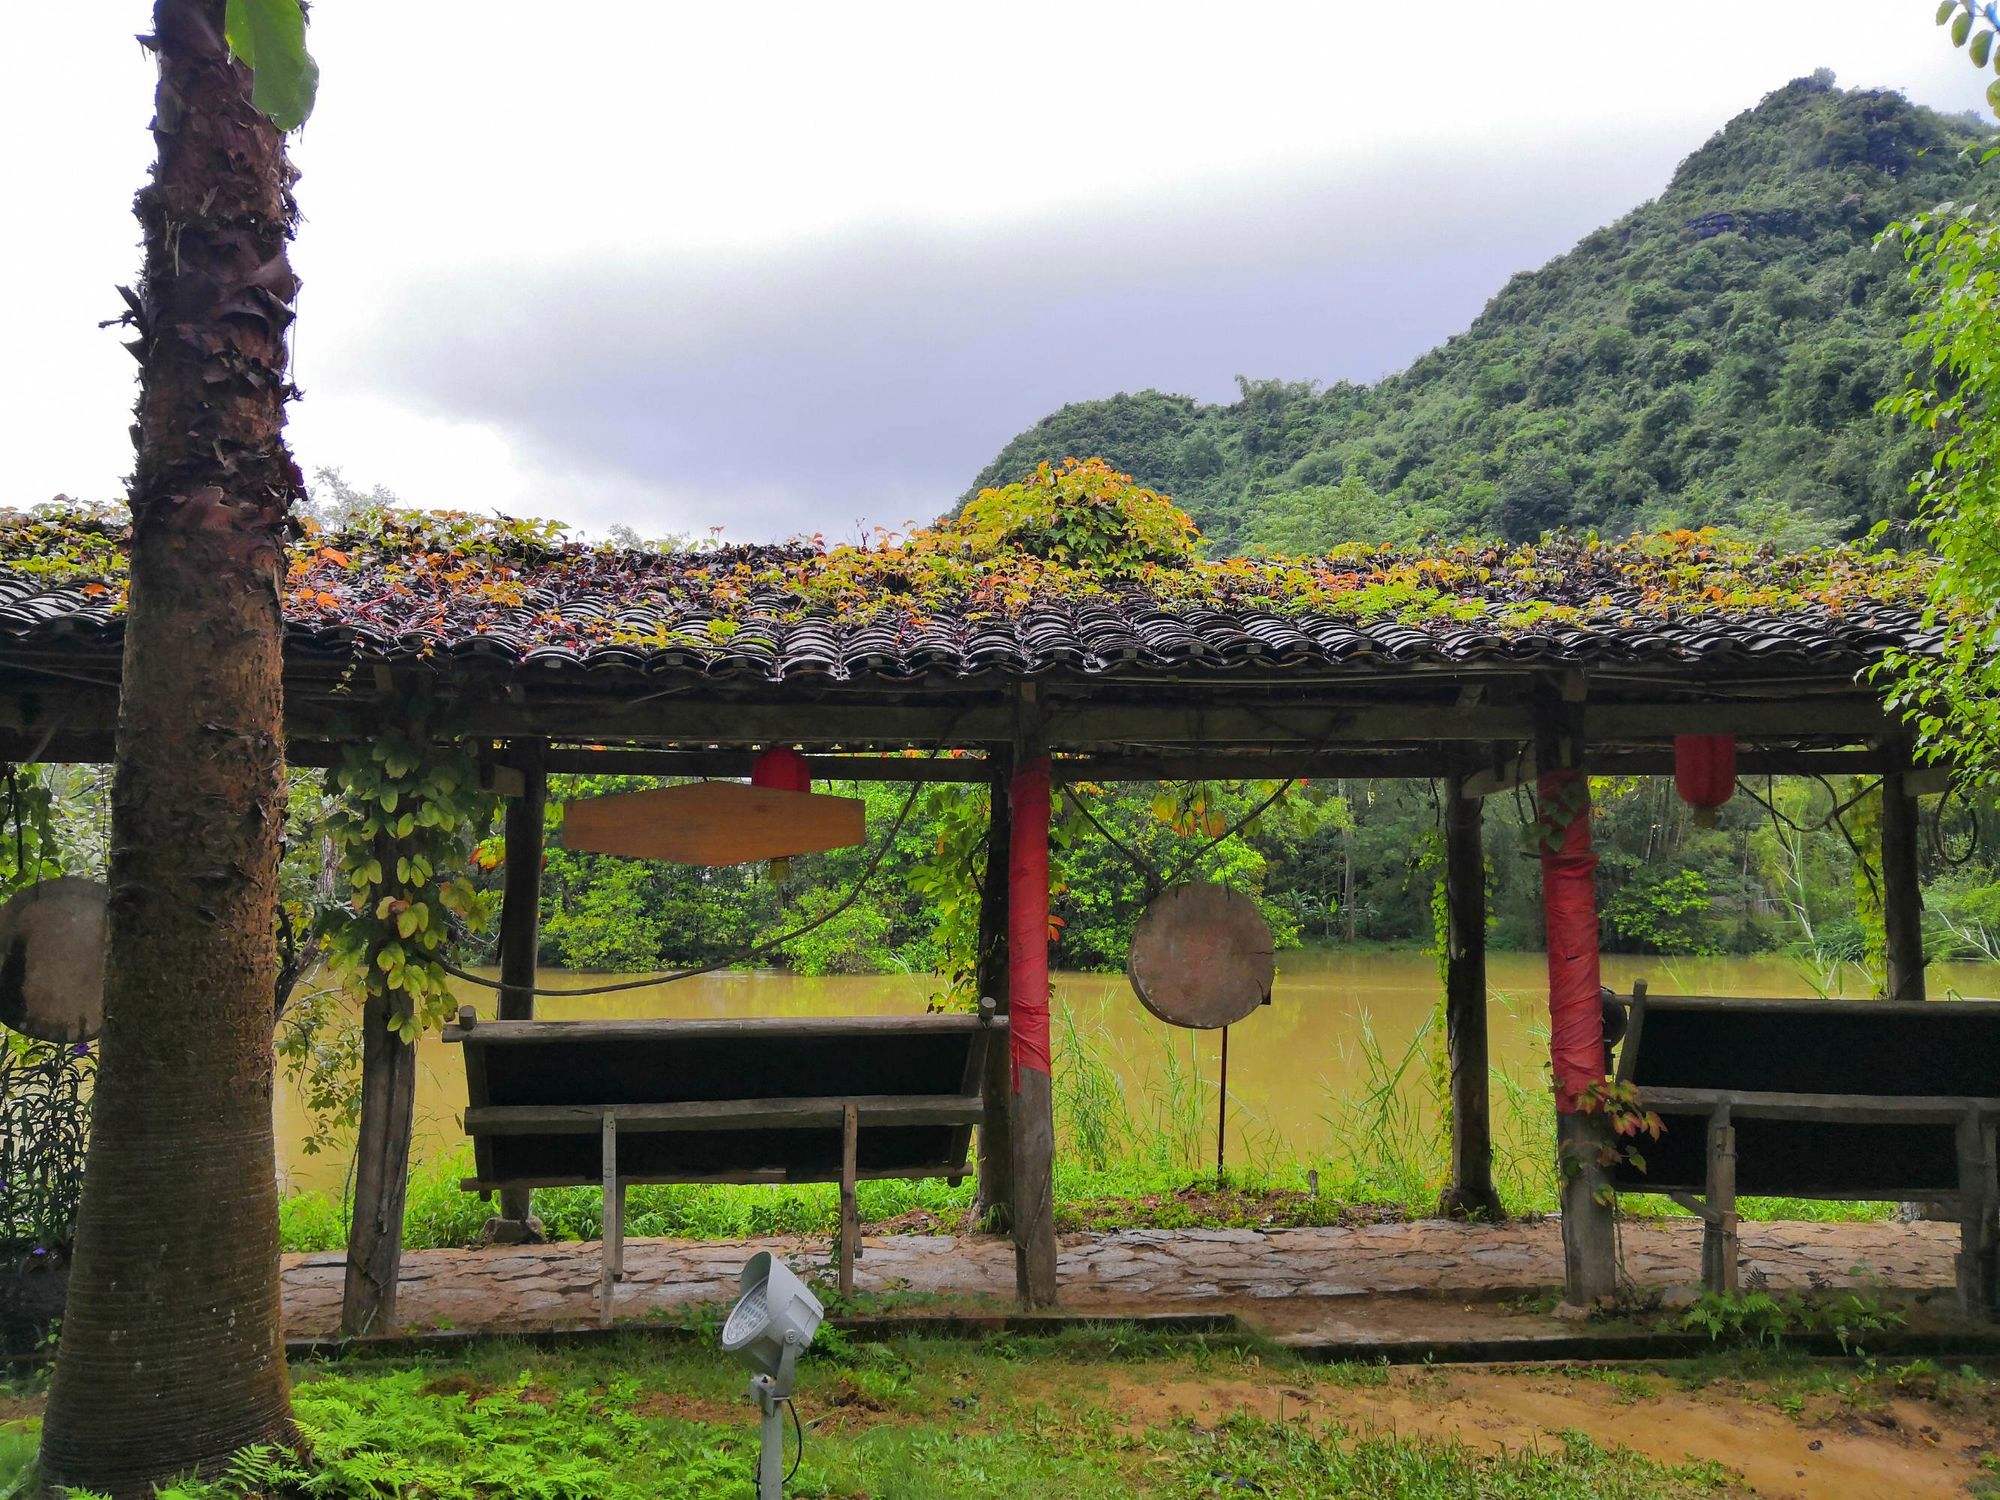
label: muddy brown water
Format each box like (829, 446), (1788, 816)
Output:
(273, 949), (2000, 1197)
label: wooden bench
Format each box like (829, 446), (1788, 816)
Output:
(445, 1001), (1004, 1321)
(1608, 982), (2000, 1314)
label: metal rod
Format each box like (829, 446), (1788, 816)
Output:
(1217, 1024), (1229, 1189)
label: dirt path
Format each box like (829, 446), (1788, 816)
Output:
(1097, 1362), (1993, 1499)
(281, 1218), (1959, 1338)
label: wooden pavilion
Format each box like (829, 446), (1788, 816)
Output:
(0, 493), (1956, 1323)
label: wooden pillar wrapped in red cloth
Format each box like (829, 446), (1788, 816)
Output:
(1538, 767), (1606, 1114)
(1007, 756), (1058, 1306)
(1007, 759), (1052, 1085)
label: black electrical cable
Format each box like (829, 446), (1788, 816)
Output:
(785, 1396), (804, 1483)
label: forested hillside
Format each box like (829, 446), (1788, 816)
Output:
(970, 76), (1991, 549)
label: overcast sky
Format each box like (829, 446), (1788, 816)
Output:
(4, 4), (1993, 541)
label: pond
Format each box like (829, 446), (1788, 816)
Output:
(273, 949), (2000, 1197)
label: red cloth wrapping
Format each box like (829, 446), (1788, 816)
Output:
(1008, 757), (1053, 1085)
(1538, 768), (1607, 1112)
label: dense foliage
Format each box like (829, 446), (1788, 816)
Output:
(1879, 197), (2000, 785)
(970, 79), (1992, 550)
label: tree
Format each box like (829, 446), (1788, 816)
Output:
(39, 1), (316, 1492)
(1874, 3), (2000, 785)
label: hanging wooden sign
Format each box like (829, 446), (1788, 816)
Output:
(0, 877), (109, 1045)
(562, 781), (865, 866)
(1126, 882), (1274, 1030)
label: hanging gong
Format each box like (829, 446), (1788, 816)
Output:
(1126, 882), (1274, 1030)
(0, 877), (108, 1045)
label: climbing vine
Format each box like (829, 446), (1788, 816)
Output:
(315, 692), (501, 1042)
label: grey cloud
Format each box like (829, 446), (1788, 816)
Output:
(323, 131), (1693, 538)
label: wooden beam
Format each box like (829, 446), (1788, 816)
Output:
(1009, 727), (1059, 1311)
(341, 981), (418, 1336)
(1438, 776), (1503, 1222)
(446, 1013), (996, 1045)
(1535, 685), (1617, 1307)
(975, 750), (1015, 1228)
(839, 1102), (859, 1300)
(494, 739), (547, 1229)
(464, 1094), (987, 1134)
(1633, 1087), (2000, 1123)
(1882, 767), (1927, 1003)
(1701, 1106), (1739, 1295)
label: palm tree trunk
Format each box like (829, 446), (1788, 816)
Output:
(40, 0), (301, 1490)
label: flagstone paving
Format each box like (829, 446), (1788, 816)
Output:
(282, 1217), (1960, 1338)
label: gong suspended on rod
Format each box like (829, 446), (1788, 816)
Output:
(0, 876), (109, 1045)
(1125, 882), (1274, 1031)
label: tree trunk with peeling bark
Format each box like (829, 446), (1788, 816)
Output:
(40, 0), (302, 1489)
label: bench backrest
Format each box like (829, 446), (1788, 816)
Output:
(1625, 995), (2000, 1098)
(459, 1015), (987, 1109)
(450, 1012), (997, 1190)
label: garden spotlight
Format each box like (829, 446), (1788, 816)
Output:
(723, 1251), (823, 1498)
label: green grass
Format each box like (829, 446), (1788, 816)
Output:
(3, 1334), (1738, 1499)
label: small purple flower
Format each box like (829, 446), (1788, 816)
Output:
(31, 1246), (47, 1258)
(70, 1042), (91, 1059)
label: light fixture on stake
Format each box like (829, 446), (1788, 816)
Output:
(722, 1251), (824, 1498)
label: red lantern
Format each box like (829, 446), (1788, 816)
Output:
(1674, 734), (1737, 827)
(751, 747), (812, 881)
(750, 746), (811, 794)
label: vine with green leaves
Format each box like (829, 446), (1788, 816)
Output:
(319, 695), (502, 1039)
(279, 691), (501, 1150)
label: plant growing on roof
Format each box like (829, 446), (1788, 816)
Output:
(948, 457), (1204, 574)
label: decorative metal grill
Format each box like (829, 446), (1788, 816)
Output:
(0, 1034), (93, 1256)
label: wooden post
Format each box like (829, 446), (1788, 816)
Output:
(839, 1101), (860, 1299)
(1536, 684), (1617, 1306)
(493, 740), (548, 1234)
(1701, 1105), (1738, 1294)
(1439, 776), (1503, 1221)
(1882, 767), (1926, 1003)
(340, 981), (417, 1336)
(1008, 742), (1059, 1309)
(599, 1114), (620, 1326)
(1957, 1110), (1997, 1319)
(974, 749), (1014, 1229)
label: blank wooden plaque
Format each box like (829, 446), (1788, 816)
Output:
(1126, 883), (1274, 1030)
(0, 877), (108, 1045)
(562, 781), (865, 866)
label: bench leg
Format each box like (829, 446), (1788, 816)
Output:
(839, 1102), (859, 1300)
(1957, 1112), (1997, 1320)
(601, 1116), (620, 1327)
(1701, 1110), (1737, 1296)
(612, 1180), (628, 1281)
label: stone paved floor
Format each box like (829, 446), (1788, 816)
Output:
(282, 1218), (1960, 1338)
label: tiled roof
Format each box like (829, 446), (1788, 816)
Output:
(0, 520), (1942, 686)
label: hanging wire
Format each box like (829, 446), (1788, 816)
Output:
(1060, 772), (1302, 902)
(1739, 772), (1883, 904)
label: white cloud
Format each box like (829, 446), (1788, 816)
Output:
(4, 2), (1994, 532)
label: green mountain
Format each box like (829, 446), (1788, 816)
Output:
(968, 76), (1991, 550)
